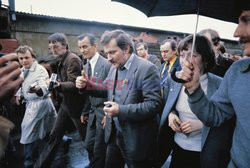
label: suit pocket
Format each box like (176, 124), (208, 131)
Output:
(125, 90), (142, 104)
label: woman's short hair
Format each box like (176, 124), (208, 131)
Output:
(15, 45), (36, 59)
(177, 35), (215, 73)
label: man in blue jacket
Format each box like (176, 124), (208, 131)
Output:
(177, 9), (250, 168)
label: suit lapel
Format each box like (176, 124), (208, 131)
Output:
(107, 66), (117, 101)
(93, 55), (104, 79)
(160, 81), (182, 127)
(120, 56), (138, 104)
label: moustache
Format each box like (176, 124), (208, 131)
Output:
(239, 37), (250, 44)
(108, 58), (113, 63)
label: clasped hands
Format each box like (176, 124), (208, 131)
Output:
(168, 112), (202, 134)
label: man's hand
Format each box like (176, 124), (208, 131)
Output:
(80, 115), (88, 124)
(28, 85), (41, 93)
(0, 53), (23, 102)
(177, 58), (201, 93)
(168, 112), (182, 132)
(101, 116), (107, 129)
(15, 96), (21, 105)
(103, 101), (119, 118)
(75, 74), (87, 89)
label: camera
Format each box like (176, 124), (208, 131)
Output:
(48, 73), (57, 92)
(29, 82), (38, 92)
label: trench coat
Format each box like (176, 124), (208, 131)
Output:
(17, 61), (57, 144)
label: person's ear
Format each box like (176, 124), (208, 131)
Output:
(172, 50), (177, 56)
(93, 43), (97, 49)
(124, 45), (130, 54)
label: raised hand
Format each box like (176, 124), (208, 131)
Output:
(75, 70), (88, 89)
(178, 58), (201, 93)
(0, 53), (23, 102)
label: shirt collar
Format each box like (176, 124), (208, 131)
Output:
(88, 52), (99, 66)
(121, 53), (135, 70)
(169, 56), (177, 65)
(22, 61), (37, 72)
(200, 73), (208, 82)
(240, 57), (250, 72)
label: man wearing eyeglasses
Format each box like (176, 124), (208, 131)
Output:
(159, 39), (181, 98)
(199, 29), (238, 77)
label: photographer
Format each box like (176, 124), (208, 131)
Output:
(15, 45), (57, 168)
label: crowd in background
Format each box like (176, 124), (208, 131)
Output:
(0, 9), (250, 168)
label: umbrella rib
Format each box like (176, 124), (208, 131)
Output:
(190, 0), (201, 62)
(147, 0), (159, 16)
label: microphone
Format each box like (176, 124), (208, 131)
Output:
(48, 73), (57, 92)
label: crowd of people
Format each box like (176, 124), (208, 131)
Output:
(0, 9), (250, 168)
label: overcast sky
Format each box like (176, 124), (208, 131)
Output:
(3, 0), (239, 40)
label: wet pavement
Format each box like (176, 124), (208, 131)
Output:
(2, 130), (170, 168)
(52, 132), (89, 168)
(1, 130), (89, 168)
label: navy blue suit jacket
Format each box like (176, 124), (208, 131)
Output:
(159, 58), (181, 97)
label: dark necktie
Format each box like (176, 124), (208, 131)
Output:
(87, 61), (92, 78)
(111, 68), (122, 132)
(22, 69), (29, 79)
(161, 61), (169, 76)
(110, 68), (118, 101)
(160, 62), (170, 88)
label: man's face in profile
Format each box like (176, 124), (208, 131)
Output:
(234, 10), (250, 56)
(160, 42), (175, 62)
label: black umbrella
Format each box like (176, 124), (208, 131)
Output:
(112, 0), (249, 23)
(112, 0), (249, 83)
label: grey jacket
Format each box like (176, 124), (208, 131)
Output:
(86, 54), (111, 126)
(87, 54), (162, 160)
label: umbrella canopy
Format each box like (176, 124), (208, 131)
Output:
(112, 0), (249, 23)
(112, 0), (250, 83)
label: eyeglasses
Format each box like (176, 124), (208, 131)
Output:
(212, 37), (221, 46)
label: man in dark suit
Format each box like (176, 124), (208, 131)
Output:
(159, 39), (181, 98)
(76, 30), (162, 168)
(135, 42), (161, 68)
(35, 33), (88, 168)
(77, 33), (111, 168)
